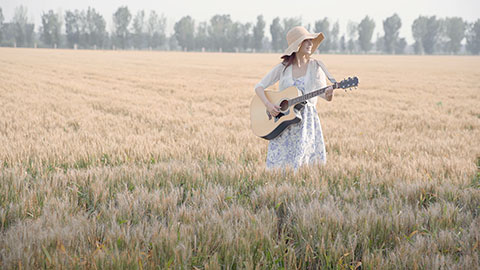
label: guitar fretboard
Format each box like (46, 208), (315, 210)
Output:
(289, 85), (334, 105)
(287, 76), (358, 106)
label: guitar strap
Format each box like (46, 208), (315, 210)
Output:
(317, 60), (337, 84)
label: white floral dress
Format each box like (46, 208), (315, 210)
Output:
(265, 75), (326, 170)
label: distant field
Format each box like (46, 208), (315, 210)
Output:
(0, 48), (479, 269)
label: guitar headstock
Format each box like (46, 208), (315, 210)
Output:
(337, 76), (359, 92)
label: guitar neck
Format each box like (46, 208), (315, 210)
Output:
(289, 84), (337, 106)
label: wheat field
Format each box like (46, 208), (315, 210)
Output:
(0, 48), (479, 269)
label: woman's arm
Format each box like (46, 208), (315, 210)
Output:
(255, 86), (281, 116)
(254, 63), (283, 115)
(313, 59), (334, 102)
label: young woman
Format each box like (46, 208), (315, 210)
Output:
(254, 26), (334, 170)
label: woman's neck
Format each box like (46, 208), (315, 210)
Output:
(294, 53), (309, 67)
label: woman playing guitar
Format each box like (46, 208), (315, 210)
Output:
(254, 26), (334, 170)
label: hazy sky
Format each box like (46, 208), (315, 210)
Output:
(1, 0), (479, 43)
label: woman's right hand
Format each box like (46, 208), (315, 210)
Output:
(266, 102), (281, 117)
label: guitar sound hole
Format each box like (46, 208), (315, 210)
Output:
(279, 100), (289, 111)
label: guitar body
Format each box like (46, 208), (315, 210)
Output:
(250, 86), (306, 140)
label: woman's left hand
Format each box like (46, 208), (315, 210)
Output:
(325, 88), (333, 101)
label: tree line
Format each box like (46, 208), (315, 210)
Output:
(1, 5), (479, 54)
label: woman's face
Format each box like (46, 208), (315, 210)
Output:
(299, 39), (313, 55)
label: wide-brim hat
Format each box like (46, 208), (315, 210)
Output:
(283, 26), (325, 56)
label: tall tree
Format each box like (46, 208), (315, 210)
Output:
(339, 35), (346, 52)
(112, 6), (131, 49)
(358, 16), (375, 53)
(131, 10), (146, 49)
(412, 16), (427, 54)
(240, 22), (252, 51)
(253, 15), (265, 52)
(65, 10), (84, 48)
(195, 21), (209, 51)
(412, 17), (426, 54)
(209, 14), (232, 52)
(229, 21), (242, 51)
(412, 16), (441, 54)
(466, 19), (480, 54)
(330, 21), (340, 52)
(383, 13), (402, 54)
(314, 18), (331, 52)
(40, 10), (62, 47)
(12, 5), (35, 47)
(0, 8), (4, 43)
(443, 17), (465, 54)
(85, 7), (106, 48)
(347, 21), (358, 53)
(270, 17), (283, 52)
(146, 11), (166, 49)
(174, 15), (195, 51)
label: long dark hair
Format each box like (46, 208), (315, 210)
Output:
(281, 52), (296, 72)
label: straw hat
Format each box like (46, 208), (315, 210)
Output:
(283, 26), (325, 56)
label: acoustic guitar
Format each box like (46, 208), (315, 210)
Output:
(250, 76), (359, 140)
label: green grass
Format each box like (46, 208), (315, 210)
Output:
(1, 158), (479, 269)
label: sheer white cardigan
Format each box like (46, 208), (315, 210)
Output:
(254, 59), (328, 106)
